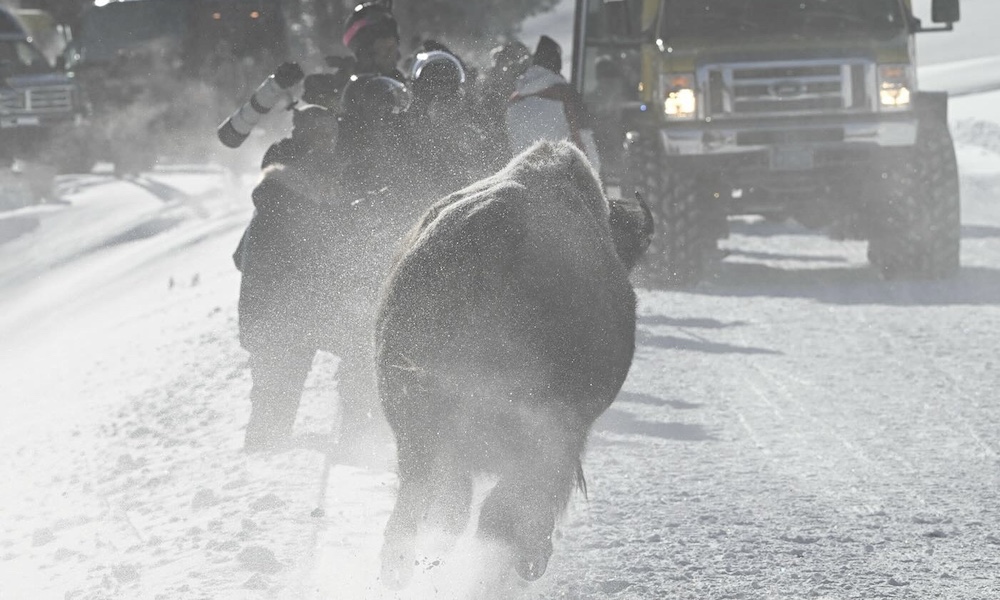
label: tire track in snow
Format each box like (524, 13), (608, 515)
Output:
(855, 311), (1000, 465)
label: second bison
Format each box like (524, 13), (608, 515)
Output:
(375, 140), (652, 588)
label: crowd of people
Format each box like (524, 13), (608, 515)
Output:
(232, 0), (606, 453)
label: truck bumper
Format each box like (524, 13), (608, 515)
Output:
(657, 113), (917, 156)
(0, 113), (81, 129)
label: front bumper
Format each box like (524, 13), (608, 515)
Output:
(0, 112), (81, 130)
(658, 112), (917, 156)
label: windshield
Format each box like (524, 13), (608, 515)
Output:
(659, 0), (908, 40)
(0, 39), (52, 75)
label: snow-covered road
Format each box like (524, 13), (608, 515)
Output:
(546, 156), (1000, 597)
(3, 8), (1000, 598)
(305, 90), (1000, 600)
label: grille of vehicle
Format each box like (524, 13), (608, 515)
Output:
(0, 86), (74, 114)
(702, 60), (874, 119)
(0, 89), (27, 112)
(27, 86), (75, 113)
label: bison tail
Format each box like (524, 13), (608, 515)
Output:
(575, 459), (588, 501)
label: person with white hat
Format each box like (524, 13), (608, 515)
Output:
(506, 35), (601, 170)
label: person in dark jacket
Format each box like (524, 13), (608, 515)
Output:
(406, 45), (491, 200)
(234, 104), (348, 453)
(342, 1), (405, 80)
(335, 2), (415, 204)
(474, 40), (531, 170)
(295, 0), (406, 116)
(234, 2), (413, 454)
(337, 73), (413, 202)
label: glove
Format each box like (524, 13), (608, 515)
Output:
(273, 62), (305, 88)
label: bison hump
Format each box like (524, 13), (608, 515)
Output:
(376, 181), (528, 340)
(408, 180), (529, 283)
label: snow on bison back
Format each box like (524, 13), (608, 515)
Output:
(375, 140), (652, 589)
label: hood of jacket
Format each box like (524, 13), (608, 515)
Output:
(513, 64), (568, 98)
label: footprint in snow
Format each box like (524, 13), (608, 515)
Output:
(237, 546), (282, 574)
(191, 488), (219, 509)
(249, 493), (285, 512)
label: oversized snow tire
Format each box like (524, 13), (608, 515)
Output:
(867, 117), (961, 280)
(624, 135), (716, 288)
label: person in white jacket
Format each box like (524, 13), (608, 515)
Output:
(505, 35), (601, 171)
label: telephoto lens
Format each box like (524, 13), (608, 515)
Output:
(217, 62), (305, 149)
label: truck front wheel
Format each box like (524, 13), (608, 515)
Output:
(625, 136), (720, 287)
(867, 117), (961, 280)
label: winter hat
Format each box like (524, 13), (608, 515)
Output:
(342, 74), (412, 119)
(410, 50), (466, 101)
(533, 35), (562, 74)
(342, 2), (399, 53)
(491, 40), (530, 71)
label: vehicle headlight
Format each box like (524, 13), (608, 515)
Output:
(878, 64), (913, 110)
(661, 73), (697, 119)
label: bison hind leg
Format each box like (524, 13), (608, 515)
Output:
(381, 470), (474, 589)
(475, 450), (583, 581)
(426, 469), (474, 537)
(381, 446), (473, 589)
(476, 478), (556, 582)
(380, 475), (430, 590)
(380, 436), (439, 590)
(473, 405), (588, 581)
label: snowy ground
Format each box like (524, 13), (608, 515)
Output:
(3, 5), (1000, 600)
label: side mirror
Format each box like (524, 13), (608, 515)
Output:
(931, 0), (960, 24)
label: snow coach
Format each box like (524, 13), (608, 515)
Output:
(574, 0), (963, 285)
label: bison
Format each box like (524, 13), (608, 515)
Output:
(374, 140), (652, 588)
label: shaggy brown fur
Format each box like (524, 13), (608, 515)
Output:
(375, 140), (650, 588)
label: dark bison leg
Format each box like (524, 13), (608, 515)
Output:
(381, 482), (432, 587)
(378, 364), (461, 589)
(476, 412), (586, 581)
(380, 438), (471, 589)
(380, 428), (437, 589)
(426, 465), (474, 537)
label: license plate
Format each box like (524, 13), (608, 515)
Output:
(770, 146), (814, 171)
(0, 115), (41, 129)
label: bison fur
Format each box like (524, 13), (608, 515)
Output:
(374, 140), (652, 587)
